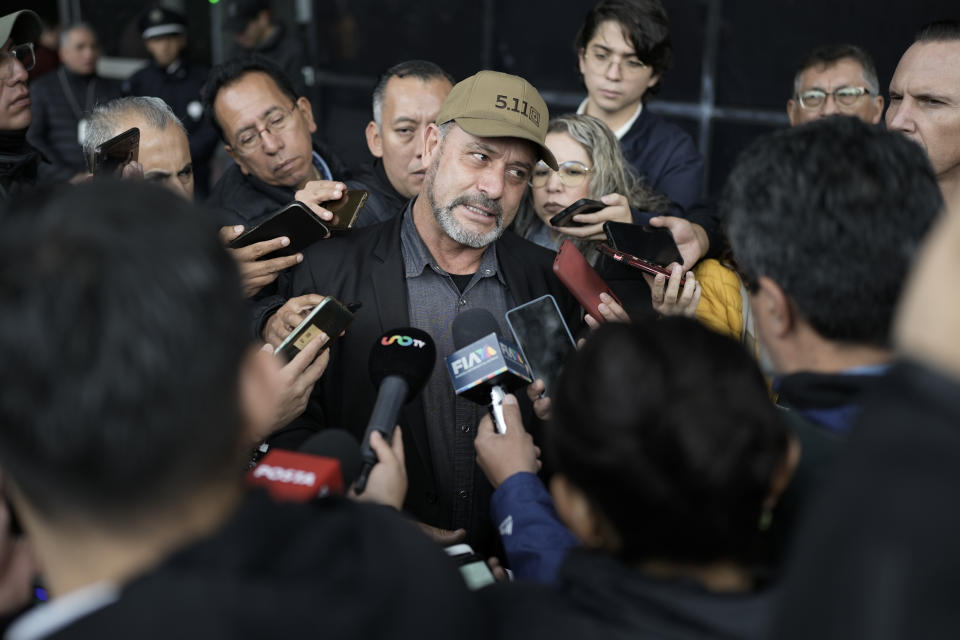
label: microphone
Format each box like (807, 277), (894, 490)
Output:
(447, 309), (532, 434)
(299, 429), (363, 488)
(246, 429), (361, 502)
(354, 328), (436, 494)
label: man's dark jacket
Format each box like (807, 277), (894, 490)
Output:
(620, 107), (704, 213)
(0, 132), (39, 205)
(346, 158), (407, 228)
(481, 549), (779, 640)
(286, 209), (579, 538)
(44, 493), (483, 639)
(206, 139), (350, 228)
(26, 68), (121, 184)
(772, 362), (960, 638)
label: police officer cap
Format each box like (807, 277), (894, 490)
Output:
(140, 6), (186, 40)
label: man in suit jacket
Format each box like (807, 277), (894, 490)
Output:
(262, 71), (580, 554)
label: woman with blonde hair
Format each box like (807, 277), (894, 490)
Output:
(513, 113), (700, 318)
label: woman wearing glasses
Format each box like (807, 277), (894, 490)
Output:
(512, 113), (701, 318)
(573, 0), (704, 213)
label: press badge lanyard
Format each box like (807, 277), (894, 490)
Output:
(58, 67), (96, 144)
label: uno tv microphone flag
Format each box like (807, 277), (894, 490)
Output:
(354, 328), (436, 494)
(447, 309), (532, 434)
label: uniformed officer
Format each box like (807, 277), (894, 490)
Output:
(123, 6), (217, 196)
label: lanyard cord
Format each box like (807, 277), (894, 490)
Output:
(57, 67), (97, 121)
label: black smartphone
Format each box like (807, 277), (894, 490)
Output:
(323, 189), (369, 231)
(444, 544), (497, 590)
(603, 221), (683, 267)
(227, 202), (331, 258)
(506, 294), (576, 396)
(274, 297), (360, 363)
(548, 198), (605, 228)
(91, 127), (139, 176)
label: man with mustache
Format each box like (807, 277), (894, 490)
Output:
(261, 71), (579, 554)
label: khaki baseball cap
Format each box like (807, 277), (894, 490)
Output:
(436, 70), (558, 170)
(0, 10), (42, 48)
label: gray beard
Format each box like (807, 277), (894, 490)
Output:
(427, 185), (505, 249)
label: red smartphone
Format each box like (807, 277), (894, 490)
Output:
(552, 240), (622, 323)
(603, 221), (683, 267)
(548, 198), (605, 228)
(596, 243), (687, 284)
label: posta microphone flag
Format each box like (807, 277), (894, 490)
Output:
(247, 449), (344, 502)
(354, 328), (436, 493)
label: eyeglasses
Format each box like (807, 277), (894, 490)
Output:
(797, 86), (871, 110)
(233, 104), (298, 154)
(530, 160), (593, 188)
(582, 48), (649, 78)
(1, 42), (35, 73)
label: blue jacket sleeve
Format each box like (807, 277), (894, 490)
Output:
(490, 472), (579, 584)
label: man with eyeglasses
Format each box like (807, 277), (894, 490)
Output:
(0, 10), (42, 205)
(574, 0), (703, 214)
(202, 56), (350, 303)
(887, 20), (960, 205)
(787, 44), (884, 127)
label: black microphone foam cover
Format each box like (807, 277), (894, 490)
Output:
(368, 327), (436, 399)
(298, 429), (363, 488)
(452, 308), (500, 350)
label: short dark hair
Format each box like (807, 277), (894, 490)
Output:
(549, 318), (788, 566)
(371, 60), (454, 127)
(723, 115), (942, 348)
(0, 181), (249, 524)
(574, 0), (672, 98)
(202, 55), (299, 143)
(915, 19), (960, 42)
(792, 44), (879, 96)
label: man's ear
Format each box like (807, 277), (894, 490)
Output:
(420, 123), (441, 171)
(224, 144), (250, 176)
(870, 95), (885, 125)
(647, 73), (661, 90)
(365, 120), (384, 158)
(295, 96), (317, 135)
(764, 433), (801, 513)
(238, 345), (281, 446)
(550, 473), (606, 549)
(786, 99), (799, 126)
(755, 276), (796, 339)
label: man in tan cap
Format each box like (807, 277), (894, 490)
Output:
(258, 70), (579, 554)
(0, 9), (42, 203)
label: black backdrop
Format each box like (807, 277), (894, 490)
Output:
(71, 0), (956, 197)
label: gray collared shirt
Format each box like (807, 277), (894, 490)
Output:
(400, 201), (514, 532)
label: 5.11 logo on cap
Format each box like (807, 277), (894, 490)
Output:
(495, 94), (541, 127)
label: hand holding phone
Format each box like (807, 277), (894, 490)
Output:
(444, 544), (497, 590)
(274, 297), (360, 363)
(323, 189), (368, 231)
(603, 221), (683, 267)
(552, 240), (622, 324)
(548, 198), (605, 228)
(227, 202), (331, 258)
(90, 127), (139, 177)
(506, 295), (575, 396)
